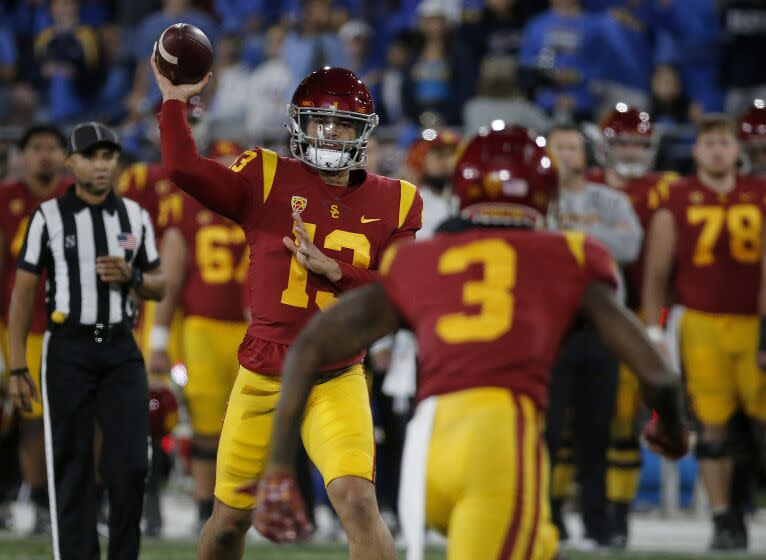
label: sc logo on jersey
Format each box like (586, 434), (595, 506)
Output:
(330, 204), (340, 219)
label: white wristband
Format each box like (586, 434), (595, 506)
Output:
(646, 325), (665, 344)
(149, 326), (170, 350)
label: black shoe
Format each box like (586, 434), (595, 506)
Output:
(730, 509), (748, 550)
(710, 511), (738, 550)
(31, 506), (51, 536)
(551, 499), (569, 541)
(142, 490), (162, 537)
(607, 501), (629, 549)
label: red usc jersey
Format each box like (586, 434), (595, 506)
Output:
(623, 172), (678, 309)
(0, 179), (69, 332)
(379, 227), (617, 409)
(663, 175), (766, 315)
(230, 148), (422, 373)
(117, 162), (175, 236)
(162, 188), (249, 322)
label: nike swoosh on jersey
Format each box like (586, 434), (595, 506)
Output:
(360, 216), (381, 223)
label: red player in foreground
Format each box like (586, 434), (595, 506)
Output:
(254, 125), (689, 560)
(152, 57), (422, 560)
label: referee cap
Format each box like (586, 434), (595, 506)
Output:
(69, 122), (121, 154)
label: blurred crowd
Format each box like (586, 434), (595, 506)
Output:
(0, 0), (765, 163)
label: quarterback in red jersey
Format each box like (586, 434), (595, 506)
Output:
(152, 58), (422, 560)
(644, 114), (766, 550)
(147, 140), (249, 531)
(0, 124), (68, 533)
(253, 125), (688, 560)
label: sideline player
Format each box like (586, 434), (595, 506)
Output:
(0, 124), (68, 533)
(147, 140), (248, 531)
(572, 106), (678, 546)
(253, 125), (689, 560)
(152, 58), (422, 560)
(644, 114), (766, 550)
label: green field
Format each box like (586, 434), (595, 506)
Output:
(0, 537), (763, 560)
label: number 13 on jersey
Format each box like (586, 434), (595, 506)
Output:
(280, 220), (371, 309)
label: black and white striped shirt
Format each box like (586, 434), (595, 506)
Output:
(17, 185), (160, 326)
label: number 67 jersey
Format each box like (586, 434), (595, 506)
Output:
(379, 226), (617, 408)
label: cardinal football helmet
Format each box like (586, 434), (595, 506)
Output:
(740, 99), (766, 175)
(452, 124), (557, 227)
(287, 66), (379, 171)
(589, 103), (656, 179)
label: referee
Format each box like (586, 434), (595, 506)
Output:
(6, 122), (165, 560)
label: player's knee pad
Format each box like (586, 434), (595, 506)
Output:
(190, 441), (219, 461)
(695, 438), (728, 460)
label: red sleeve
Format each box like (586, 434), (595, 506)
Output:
(331, 190), (423, 291)
(585, 237), (619, 289)
(376, 244), (411, 320)
(158, 100), (251, 224)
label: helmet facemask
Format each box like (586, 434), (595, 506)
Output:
(287, 105), (378, 171)
(608, 136), (655, 179)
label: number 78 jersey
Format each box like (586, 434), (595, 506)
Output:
(663, 175), (766, 315)
(231, 148), (422, 374)
(378, 227), (616, 409)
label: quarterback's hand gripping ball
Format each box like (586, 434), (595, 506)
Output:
(642, 411), (690, 460)
(251, 471), (314, 544)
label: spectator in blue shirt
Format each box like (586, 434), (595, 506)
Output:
(401, 1), (474, 126)
(214, 0), (267, 33)
(519, 0), (604, 122)
(126, 0), (219, 120)
(655, 0), (722, 112)
(281, 0), (349, 91)
(34, 0), (106, 123)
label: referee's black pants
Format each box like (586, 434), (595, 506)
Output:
(545, 325), (619, 544)
(42, 329), (148, 560)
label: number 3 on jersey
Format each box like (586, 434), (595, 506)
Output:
(280, 220), (371, 309)
(436, 239), (516, 343)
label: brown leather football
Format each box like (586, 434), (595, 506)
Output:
(153, 23), (213, 85)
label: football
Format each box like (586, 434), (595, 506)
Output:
(153, 23), (213, 85)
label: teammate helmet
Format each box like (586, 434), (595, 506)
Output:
(740, 100), (766, 175)
(592, 103), (656, 178)
(740, 100), (766, 143)
(287, 66), (379, 171)
(148, 386), (179, 439)
(452, 124), (557, 227)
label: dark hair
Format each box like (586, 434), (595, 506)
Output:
(17, 124), (66, 151)
(696, 113), (738, 139)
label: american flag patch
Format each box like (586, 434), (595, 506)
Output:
(117, 232), (137, 250)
